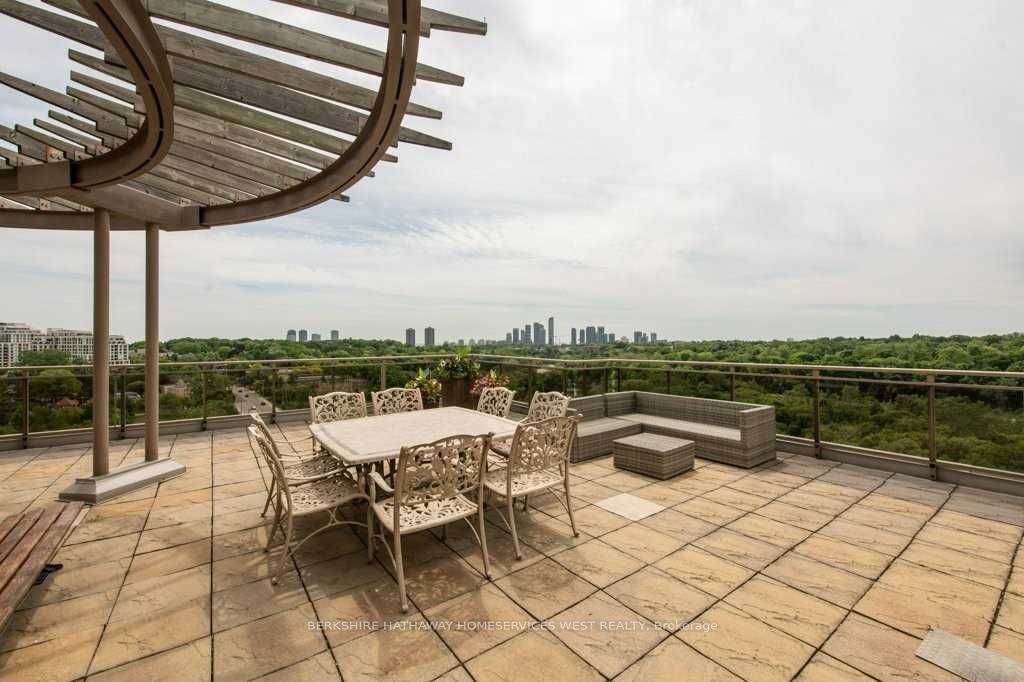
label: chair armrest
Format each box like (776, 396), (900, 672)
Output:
(738, 406), (775, 428)
(369, 470), (394, 497)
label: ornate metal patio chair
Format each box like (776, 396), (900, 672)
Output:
(372, 387), (423, 416)
(368, 433), (493, 612)
(248, 425), (370, 585)
(309, 390), (368, 423)
(476, 386), (515, 418)
(483, 415), (581, 559)
(248, 411), (347, 517)
(490, 390), (569, 459)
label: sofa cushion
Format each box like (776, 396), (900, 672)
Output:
(578, 417), (638, 438)
(605, 392), (637, 416)
(615, 413), (741, 443)
(569, 395), (606, 421)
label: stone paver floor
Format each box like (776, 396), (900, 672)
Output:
(0, 423), (1022, 680)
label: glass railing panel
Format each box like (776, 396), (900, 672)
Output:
(936, 384), (1024, 473)
(819, 380), (928, 457)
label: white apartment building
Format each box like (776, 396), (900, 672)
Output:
(0, 323), (129, 367)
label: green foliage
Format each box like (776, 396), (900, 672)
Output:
(18, 349), (73, 366)
(405, 368), (442, 405)
(435, 347), (479, 379)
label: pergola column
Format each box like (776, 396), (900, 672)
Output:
(145, 223), (159, 461)
(92, 207), (110, 476)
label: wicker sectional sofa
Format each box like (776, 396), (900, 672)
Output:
(567, 392), (776, 467)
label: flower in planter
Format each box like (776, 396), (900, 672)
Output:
(470, 369), (512, 395)
(405, 368), (442, 404)
(435, 347), (480, 379)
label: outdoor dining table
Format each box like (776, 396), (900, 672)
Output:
(309, 406), (519, 479)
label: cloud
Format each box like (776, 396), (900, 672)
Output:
(1, 0), (1022, 342)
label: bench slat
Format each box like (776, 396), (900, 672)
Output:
(0, 502), (83, 629)
(0, 508), (45, 566)
(0, 514), (24, 550)
(0, 505), (61, 597)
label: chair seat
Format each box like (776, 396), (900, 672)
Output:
(289, 474), (364, 515)
(284, 453), (344, 481)
(373, 495), (477, 533)
(483, 467), (562, 498)
(490, 440), (511, 457)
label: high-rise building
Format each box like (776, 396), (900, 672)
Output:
(512, 328), (520, 344)
(506, 332), (512, 343)
(405, 328), (416, 346)
(651, 332), (658, 343)
(311, 333), (321, 342)
(523, 325), (531, 344)
(585, 326), (596, 344)
(286, 329), (297, 342)
(571, 327), (577, 345)
(607, 331), (614, 343)
(331, 330), (339, 341)
(298, 329), (308, 342)
(458, 339), (465, 346)
(45, 328), (129, 365)
(634, 331), (642, 343)
(547, 316), (554, 346)
(424, 327), (436, 347)
(597, 326), (605, 344)
(532, 322), (545, 345)
(0, 322), (44, 367)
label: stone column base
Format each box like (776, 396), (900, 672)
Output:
(59, 458), (186, 504)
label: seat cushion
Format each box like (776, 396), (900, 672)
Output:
(373, 495), (477, 533)
(615, 413), (741, 442)
(578, 417), (640, 437)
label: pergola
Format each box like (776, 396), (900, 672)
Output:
(0, 0), (485, 502)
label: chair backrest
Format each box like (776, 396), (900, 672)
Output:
(393, 434), (491, 510)
(249, 410), (274, 443)
(508, 415), (580, 479)
(309, 391), (367, 423)
(247, 424), (292, 513)
(372, 387), (423, 416)
(526, 391), (570, 421)
(476, 387), (515, 418)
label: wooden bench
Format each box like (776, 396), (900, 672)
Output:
(0, 502), (85, 632)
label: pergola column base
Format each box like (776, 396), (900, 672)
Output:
(58, 458), (186, 504)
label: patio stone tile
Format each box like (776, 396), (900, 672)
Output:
(655, 545), (754, 598)
(601, 522), (684, 563)
(676, 496), (747, 525)
(568, 503), (634, 533)
(822, 613), (958, 680)
(494, 558), (596, 620)
(302, 550), (390, 601)
(692, 527), (786, 571)
(855, 559), (1001, 643)
(457, 527), (545, 579)
(795, 652), (873, 681)
(592, 470), (655, 492)
(930, 509), (1023, 544)
(762, 551), (872, 609)
(594, 492), (665, 521)
(605, 565), (716, 630)
(679, 602), (814, 682)
(465, 628), (602, 682)
(568, 480), (620, 504)
(724, 575), (846, 646)
(873, 477), (951, 507)
(986, 624), (1024, 659)
(726, 514), (810, 549)
(211, 506), (269, 536)
(747, 468), (809, 489)
(837, 503), (927, 536)
(67, 510), (148, 544)
(617, 637), (740, 681)
(777, 489), (851, 515)
(0, 624), (103, 682)
(630, 482), (695, 507)
(818, 464), (888, 491)
(726, 477), (791, 500)
(111, 564), (212, 622)
(639, 508), (717, 543)
(214, 604), (326, 681)
(399, 553), (485, 611)
(424, 583), (534, 661)
(547, 590), (664, 678)
(138, 517), (212, 554)
(52, 532), (138, 567)
(312, 578), (411, 648)
(755, 500), (833, 532)
(571, 461), (614, 480)
(944, 487), (1024, 527)
(663, 471), (723, 496)
(817, 518), (911, 556)
(901, 540), (1010, 589)
(793, 535), (891, 579)
(261, 651), (339, 681)
(996, 592), (1024, 635)
(506, 514), (591, 555)
(20, 556), (131, 608)
(799, 480), (866, 504)
(91, 597), (211, 674)
(211, 547), (289, 592)
(552, 538), (645, 588)
(212, 567), (308, 632)
(292, 526), (367, 567)
(211, 525), (274, 561)
(332, 613), (458, 682)
(125, 538), (211, 584)
(701, 484), (768, 511)
(915, 522), (1017, 563)
(88, 638), (213, 682)
(145, 501), (212, 530)
(1009, 565), (1024, 596)
(2, 590), (115, 653)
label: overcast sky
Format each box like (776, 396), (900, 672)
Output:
(1, 1), (1022, 343)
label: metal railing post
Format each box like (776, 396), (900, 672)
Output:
(812, 369), (821, 458)
(666, 370), (671, 395)
(21, 370), (29, 449)
(561, 369), (567, 394)
(379, 363), (387, 390)
(729, 367), (736, 401)
(119, 370), (128, 439)
(201, 369), (208, 430)
(271, 370), (278, 423)
(927, 373), (937, 480)
(616, 367), (622, 392)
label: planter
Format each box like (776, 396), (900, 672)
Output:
(440, 377), (472, 408)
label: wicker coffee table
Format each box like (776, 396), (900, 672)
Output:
(613, 432), (694, 479)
